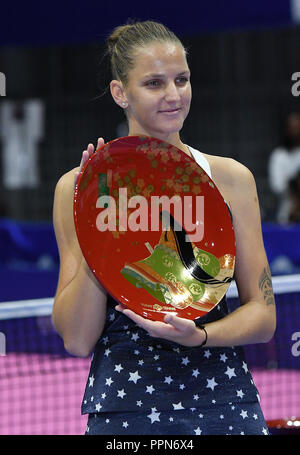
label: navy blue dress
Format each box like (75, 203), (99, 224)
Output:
(81, 294), (269, 435)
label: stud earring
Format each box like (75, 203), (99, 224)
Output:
(122, 102), (127, 107)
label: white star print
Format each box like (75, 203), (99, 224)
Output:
(193, 394), (199, 401)
(114, 364), (123, 373)
(117, 389), (126, 398)
(136, 400), (143, 407)
(206, 377), (218, 391)
(131, 332), (139, 341)
(154, 355), (160, 360)
(104, 348), (111, 357)
(220, 353), (228, 362)
(105, 377), (114, 386)
(164, 376), (173, 384)
(88, 375), (95, 387)
(179, 384), (185, 390)
(122, 421), (129, 428)
(128, 371), (141, 384)
(236, 389), (245, 399)
(109, 313), (115, 321)
(253, 414), (258, 420)
(194, 427), (202, 435)
(173, 402), (185, 410)
(147, 408), (161, 424)
(203, 349), (211, 358)
(242, 361), (249, 373)
(102, 336), (109, 345)
(181, 357), (190, 365)
(101, 393), (106, 399)
(262, 428), (268, 435)
(146, 385), (155, 394)
(225, 366), (236, 379)
(138, 359), (144, 366)
(192, 369), (200, 378)
(95, 402), (102, 412)
(240, 410), (248, 419)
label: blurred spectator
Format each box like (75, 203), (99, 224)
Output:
(0, 100), (44, 190)
(268, 112), (300, 223)
(288, 171), (300, 223)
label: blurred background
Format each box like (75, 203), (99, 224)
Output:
(0, 0), (300, 435)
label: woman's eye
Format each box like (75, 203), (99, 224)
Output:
(145, 80), (162, 88)
(176, 77), (188, 85)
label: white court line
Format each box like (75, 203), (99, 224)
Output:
(0, 274), (299, 320)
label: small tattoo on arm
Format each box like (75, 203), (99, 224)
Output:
(258, 266), (275, 306)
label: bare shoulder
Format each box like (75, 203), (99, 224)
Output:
(54, 167), (79, 200)
(205, 153), (254, 186)
(53, 167), (81, 256)
(203, 153), (257, 206)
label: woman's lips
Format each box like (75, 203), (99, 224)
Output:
(159, 108), (181, 115)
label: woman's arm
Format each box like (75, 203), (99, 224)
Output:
(115, 161), (276, 347)
(197, 161), (276, 346)
(52, 140), (108, 357)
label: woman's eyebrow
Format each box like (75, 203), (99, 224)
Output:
(142, 70), (190, 78)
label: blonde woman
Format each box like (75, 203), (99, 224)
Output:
(52, 21), (276, 435)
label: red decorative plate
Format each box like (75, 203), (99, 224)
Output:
(74, 136), (235, 322)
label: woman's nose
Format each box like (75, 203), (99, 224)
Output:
(164, 82), (180, 102)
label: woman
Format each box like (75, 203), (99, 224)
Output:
(52, 21), (276, 435)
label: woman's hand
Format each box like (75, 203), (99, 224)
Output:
(74, 137), (104, 188)
(115, 304), (206, 347)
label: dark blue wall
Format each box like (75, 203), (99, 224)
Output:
(0, 0), (294, 47)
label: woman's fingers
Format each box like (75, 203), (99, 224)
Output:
(74, 138), (104, 189)
(97, 137), (104, 150)
(164, 313), (195, 332)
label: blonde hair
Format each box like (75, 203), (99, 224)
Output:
(107, 20), (185, 86)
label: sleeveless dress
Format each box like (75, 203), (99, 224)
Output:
(81, 147), (269, 436)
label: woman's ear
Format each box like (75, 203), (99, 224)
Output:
(110, 80), (128, 109)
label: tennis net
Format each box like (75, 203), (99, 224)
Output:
(0, 274), (299, 435)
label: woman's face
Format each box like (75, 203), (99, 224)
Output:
(122, 41), (192, 141)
